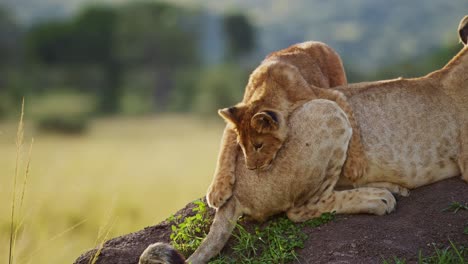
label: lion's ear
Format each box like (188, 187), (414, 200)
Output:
(458, 15), (468, 45)
(251, 110), (280, 133)
(218, 106), (240, 126)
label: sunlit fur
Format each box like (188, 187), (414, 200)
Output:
(207, 41), (368, 209)
(141, 17), (468, 264)
(143, 100), (394, 264)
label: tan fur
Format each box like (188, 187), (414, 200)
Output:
(141, 100), (394, 264)
(334, 14), (467, 196)
(140, 17), (468, 264)
(332, 42), (468, 189)
(207, 41), (368, 208)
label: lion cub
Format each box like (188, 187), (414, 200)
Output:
(207, 41), (367, 208)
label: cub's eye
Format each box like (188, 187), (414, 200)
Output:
(253, 142), (263, 150)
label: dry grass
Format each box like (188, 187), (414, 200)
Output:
(0, 114), (224, 263)
(9, 99), (34, 264)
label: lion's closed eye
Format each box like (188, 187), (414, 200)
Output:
(253, 142), (263, 150)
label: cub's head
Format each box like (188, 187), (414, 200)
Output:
(219, 105), (287, 170)
(219, 61), (314, 170)
(459, 15), (468, 45)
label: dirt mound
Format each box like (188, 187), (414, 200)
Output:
(75, 178), (467, 264)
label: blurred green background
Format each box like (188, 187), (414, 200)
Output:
(1, 0), (467, 263)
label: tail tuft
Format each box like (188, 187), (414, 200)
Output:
(458, 15), (468, 45)
(139, 242), (185, 264)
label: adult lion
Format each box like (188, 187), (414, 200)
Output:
(139, 16), (468, 264)
(141, 99), (394, 264)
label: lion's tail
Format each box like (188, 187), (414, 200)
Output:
(139, 198), (241, 264)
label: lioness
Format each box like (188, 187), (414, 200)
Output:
(141, 99), (396, 264)
(207, 41), (367, 209)
(213, 15), (468, 200)
(140, 16), (468, 264)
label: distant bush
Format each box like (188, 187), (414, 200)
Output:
(0, 94), (9, 119)
(168, 65), (247, 115)
(168, 69), (199, 112)
(192, 64), (246, 116)
(37, 114), (89, 135)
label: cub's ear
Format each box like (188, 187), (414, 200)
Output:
(218, 106), (240, 126)
(458, 15), (468, 45)
(251, 110), (280, 133)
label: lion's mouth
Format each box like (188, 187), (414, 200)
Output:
(247, 163), (271, 170)
(258, 159), (274, 170)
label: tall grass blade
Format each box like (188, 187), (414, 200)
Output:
(89, 196), (117, 264)
(449, 240), (464, 263)
(12, 138), (34, 259)
(9, 98), (25, 264)
(90, 217), (117, 264)
(18, 138), (33, 216)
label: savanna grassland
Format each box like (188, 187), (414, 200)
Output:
(0, 110), (224, 263)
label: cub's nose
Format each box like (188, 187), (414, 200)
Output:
(259, 162), (272, 170)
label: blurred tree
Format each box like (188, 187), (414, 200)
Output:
(223, 13), (255, 60)
(115, 2), (199, 111)
(372, 43), (461, 80)
(26, 5), (120, 114)
(192, 64), (245, 115)
(0, 6), (23, 117)
(0, 6), (21, 67)
(75, 6), (120, 114)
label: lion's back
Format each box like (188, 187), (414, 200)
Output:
(265, 41), (347, 88)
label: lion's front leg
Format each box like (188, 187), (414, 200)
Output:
(358, 182), (410, 197)
(287, 187), (396, 222)
(207, 126), (239, 209)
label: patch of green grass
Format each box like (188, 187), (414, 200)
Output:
(423, 241), (466, 264)
(382, 241), (466, 264)
(216, 212), (335, 263)
(443, 202), (468, 213)
(170, 200), (212, 256)
(168, 200), (335, 263)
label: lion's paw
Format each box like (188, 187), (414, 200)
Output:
(368, 189), (396, 215)
(206, 180), (233, 209)
(393, 186), (410, 197)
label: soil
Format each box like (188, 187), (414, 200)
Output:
(75, 178), (467, 264)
